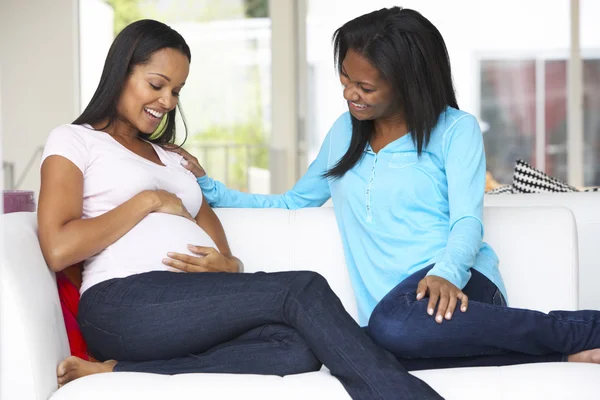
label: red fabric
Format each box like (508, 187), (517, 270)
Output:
(56, 269), (90, 360)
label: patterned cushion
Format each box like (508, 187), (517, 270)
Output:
(486, 185), (514, 194)
(512, 160), (579, 193)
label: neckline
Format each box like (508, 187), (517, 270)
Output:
(366, 132), (412, 154)
(82, 124), (168, 168)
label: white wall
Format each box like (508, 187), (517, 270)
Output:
(0, 0), (80, 194)
(1, 62), (4, 211)
(79, 0), (114, 113)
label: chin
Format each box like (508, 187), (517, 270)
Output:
(349, 111), (373, 121)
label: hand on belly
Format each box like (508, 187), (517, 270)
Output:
(109, 213), (217, 273)
(162, 244), (238, 273)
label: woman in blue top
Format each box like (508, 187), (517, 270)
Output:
(171, 7), (600, 368)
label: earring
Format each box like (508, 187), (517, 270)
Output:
(149, 114), (168, 140)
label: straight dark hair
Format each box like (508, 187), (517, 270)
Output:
(325, 7), (458, 179)
(73, 19), (191, 145)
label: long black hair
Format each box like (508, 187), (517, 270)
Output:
(73, 19), (191, 145)
(325, 7), (458, 179)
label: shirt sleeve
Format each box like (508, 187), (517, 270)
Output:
(198, 131), (333, 209)
(426, 115), (486, 289)
(41, 125), (89, 173)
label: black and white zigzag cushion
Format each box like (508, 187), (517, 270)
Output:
(512, 160), (579, 193)
(486, 185), (514, 194)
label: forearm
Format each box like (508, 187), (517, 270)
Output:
(40, 191), (158, 272)
(198, 176), (298, 209)
(426, 217), (483, 288)
(194, 201), (241, 273)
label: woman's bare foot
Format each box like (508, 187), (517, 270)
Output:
(57, 356), (117, 387)
(568, 348), (600, 364)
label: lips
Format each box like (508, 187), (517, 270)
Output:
(144, 107), (164, 119)
(349, 101), (369, 111)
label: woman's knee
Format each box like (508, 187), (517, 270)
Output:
(264, 326), (321, 375)
(279, 346), (321, 376)
(284, 270), (331, 297)
(368, 296), (430, 358)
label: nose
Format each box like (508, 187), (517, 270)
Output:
(343, 83), (360, 102)
(158, 93), (178, 111)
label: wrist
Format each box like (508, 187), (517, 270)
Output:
(226, 255), (243, 273)
(139, 190), (161, 212)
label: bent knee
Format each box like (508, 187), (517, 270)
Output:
(275, 337), (321, 376)
(369, 299), (432, 358)
(286, 270), (331, 295)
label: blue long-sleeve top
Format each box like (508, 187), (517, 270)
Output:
(198, 107), (506, 325)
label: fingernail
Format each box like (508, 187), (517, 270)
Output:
(446, 312), (452, 320)
(461, 306), (467, 312)
(187, 244), (196, 249)
(436, 315), (442, 323)
(428, 308), (434, 315)
(162, 258), (169, 264)
(167, 252), (175, 257)
(416, 293), (423, 300)
(180, 159), (188, 166)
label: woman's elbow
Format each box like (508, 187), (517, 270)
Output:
(41, 245), (71, 272)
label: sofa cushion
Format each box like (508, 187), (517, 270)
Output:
(48, 363), (600, 400)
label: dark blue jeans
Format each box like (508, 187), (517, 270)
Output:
(78, 270), (442, 400)
(369, 266), (600, 369)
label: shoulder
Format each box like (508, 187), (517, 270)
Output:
(438, 107), (480, 134)
(436, 107), (482, 149)
(327, 112), (352, 147)
(46, 124), (93, 146)
(42, 124), (95, 172)
(330, 111), (352, 132)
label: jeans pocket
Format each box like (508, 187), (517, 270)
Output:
(492, 289), (507, 307)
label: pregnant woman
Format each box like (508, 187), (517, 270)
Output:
(37, 19), (441, 400)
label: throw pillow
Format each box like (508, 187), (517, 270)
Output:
(56, 264), (92, 360)
(486, 185), (514, 194)
(512, 160), (579, 193)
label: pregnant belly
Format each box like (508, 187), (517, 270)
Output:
(102, 213), (217, 272)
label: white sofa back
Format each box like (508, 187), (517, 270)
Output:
(485, 192), (599, 309)
(0, 206), (578, 400)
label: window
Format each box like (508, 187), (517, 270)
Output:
(304, 0), (600, 187)
(481, 57), (600, 186)
(79, 0), (271, 191)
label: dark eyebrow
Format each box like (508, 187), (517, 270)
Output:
(149, 72), (171, 82)
(341, 65), (375, 87)
(149, 72), (186, 87)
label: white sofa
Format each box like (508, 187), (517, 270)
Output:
(485, 192), (600, 309)
(2, 207), (600, 400)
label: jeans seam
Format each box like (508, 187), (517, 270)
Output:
(284, 289), (387, 400)
(90, 291), (283, 307)
(116, 341), (281, 373)
(468, 300), (598, 325)
(81, 319), (133, 360)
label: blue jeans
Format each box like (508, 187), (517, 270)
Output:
(369, 266), (600, 369)
(78, 270), (442, 400)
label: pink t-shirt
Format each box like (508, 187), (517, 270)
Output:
(41, 124), (217, 294)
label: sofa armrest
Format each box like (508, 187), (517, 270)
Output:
(1, 212), (69, 400)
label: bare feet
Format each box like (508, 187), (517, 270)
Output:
(568, 348), (600, 364)
(57, 356), (117, 387)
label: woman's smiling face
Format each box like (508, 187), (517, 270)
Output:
(116, 47), (190, 134)
(340, 48), (400, 121)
